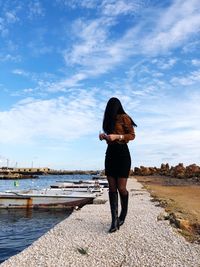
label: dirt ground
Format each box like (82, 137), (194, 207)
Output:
(134, 175), (200, 243)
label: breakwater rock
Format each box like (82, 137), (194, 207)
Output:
(133, 163), (200, 180)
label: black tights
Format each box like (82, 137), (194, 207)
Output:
(107, 176), (128, 196)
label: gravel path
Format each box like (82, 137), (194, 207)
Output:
(1, 178), (200, 267)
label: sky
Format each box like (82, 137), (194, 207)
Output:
(0, 0), (200, 170)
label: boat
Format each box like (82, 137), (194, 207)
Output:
(0, 188), (97, 209)
(82, 179), (108, 188)
(92, 175), (107, 180)
(54, 179), (109, 188)
(50, 182), (104, 193)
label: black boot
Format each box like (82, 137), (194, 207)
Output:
(108, 192), (119, 233)
(119, 192), (129, 226)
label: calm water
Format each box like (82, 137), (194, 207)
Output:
(0, 174), (91, 192)
(0, 174), (92, 264)
(0, 209), (71, 264)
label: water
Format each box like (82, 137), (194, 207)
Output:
(0, 209), (71, 264)
(0, 174), (91, 192)
(0, 174), (92, 264)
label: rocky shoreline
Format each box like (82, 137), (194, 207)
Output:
(133, 163), (200, 181)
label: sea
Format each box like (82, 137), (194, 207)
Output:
(0, 174), (92, 264)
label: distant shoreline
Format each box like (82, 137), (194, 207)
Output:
(0, 169), (100, 179)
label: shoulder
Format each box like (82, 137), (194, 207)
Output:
(121, 114), (132, 124)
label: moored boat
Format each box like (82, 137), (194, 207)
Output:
(82, 179), (108, 188)
(50, 182), (105, 192)
(92, 175), (107, 180)
(55, 179), (109, 188)
(0, 188), (97, 209)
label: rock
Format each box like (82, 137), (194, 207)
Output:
(168, 212), (192, 231)
(134, 167), (141, 175)
(177, 219), (192, 232)
(149, 167), (158, 175)
(157, 211), (170, 221)
(171, 163), (185, 178)
(133, 163), (200, 179)
(160, 163), (170, 176)
(168, 212), (181, 228)
(185, 164), (200, 178)
(140, 166), (152, 176)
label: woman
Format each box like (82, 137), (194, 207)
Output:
(99, 97), (137, 233)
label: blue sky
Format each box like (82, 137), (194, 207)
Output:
(0, 0), (200, 170)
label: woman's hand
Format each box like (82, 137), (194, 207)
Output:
(106, 134), (119, 142)
(99, 133), (107, 141)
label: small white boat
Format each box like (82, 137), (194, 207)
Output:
(84, 179), (108, 188)
(55, 179), (109, 188)
(50, 182), (105, 192)
(0, 188), (97, 209)
(92, 175), (107, 180)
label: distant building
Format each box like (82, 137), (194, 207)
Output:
(0, 167), (50, 174)
(1, 167), (14, 171)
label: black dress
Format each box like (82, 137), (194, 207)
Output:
(105, 143), (131, 178)
(104, 114), (135, 178)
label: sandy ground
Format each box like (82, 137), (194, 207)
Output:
(135, 175), (200, 242)
(1, 178), (200, 267)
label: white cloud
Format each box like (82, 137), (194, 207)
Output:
(171, 70), (200, 86)
(0, 9), (19, 37)
(0, 91), (99, 145)
(100, 0), (144, 16)
(23, 88), (34, 93)
(65, 17), (113, 65)
(5, 11), (19, 23)
(35, 73), (88, 93)
(56, 0), (100, 9)
(12, 69), (29, 76)
(62, 0), (200, 87)
(141, 0), (200, 54)
(182, 40), (200, 53)
(0, 53), (21, 62)
(132, 91), (200, 166)
(0, 17), (8, 36)
(28, 1), (45, 19)
(191, 59), (200, 66)
(63, 17), (138, 82)
(57, 0), (146, 14)
(152, 58), (177, 70)
(27, 41), (53, 56)
(0, 1), (45, 41)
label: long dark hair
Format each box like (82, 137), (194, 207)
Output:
(103, 97), (137, 134)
